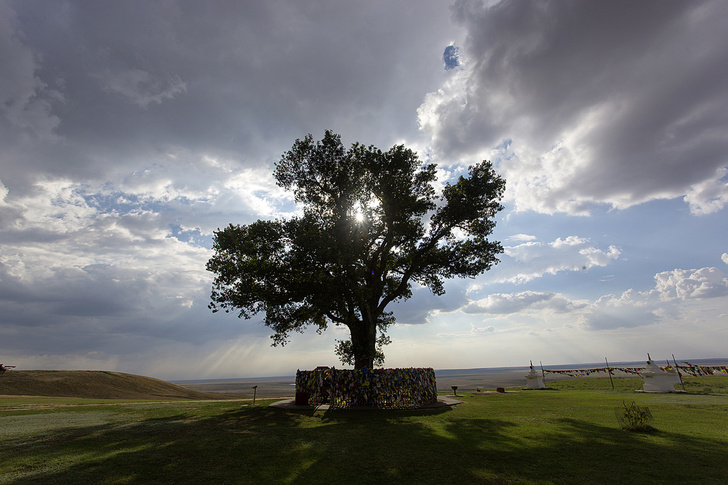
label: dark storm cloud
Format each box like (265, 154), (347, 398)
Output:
(2, 0), (457, 193)
(420, 0), (728, 213)
(0, 257), (246, 355)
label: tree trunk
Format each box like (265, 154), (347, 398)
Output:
(351, 318), (376, 369)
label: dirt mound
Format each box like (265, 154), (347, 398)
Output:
(0, 370), (237, 400)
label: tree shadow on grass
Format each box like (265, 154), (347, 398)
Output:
(431, 416), (728, 484)
(2, 405), (727, 484)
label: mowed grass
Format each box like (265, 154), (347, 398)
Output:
(1, 376), (727, 484)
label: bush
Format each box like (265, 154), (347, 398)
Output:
(616, 401), (654, 431)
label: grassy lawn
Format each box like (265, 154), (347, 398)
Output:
(1, 376), (727, 484)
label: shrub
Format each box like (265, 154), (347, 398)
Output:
(616, 401), (655, 432)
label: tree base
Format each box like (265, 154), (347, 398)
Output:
(295, 367), (437, 408)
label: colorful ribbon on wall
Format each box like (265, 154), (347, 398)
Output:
(675, 363), (728, 376)
(543, 367), (641, 377)
(295, 367), (437, 408)
(543, 365), (728, 378)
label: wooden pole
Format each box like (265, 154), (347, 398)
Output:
(672, 354), (685, 391)
(605, 357), (615, 390)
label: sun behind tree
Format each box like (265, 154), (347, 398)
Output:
(207, 130), (505, 369)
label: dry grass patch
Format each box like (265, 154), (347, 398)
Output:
(0, 370), (235, 400)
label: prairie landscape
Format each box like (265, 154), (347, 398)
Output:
(2, 371), (727, 484)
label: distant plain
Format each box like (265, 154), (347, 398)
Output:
(175, 359), (728, 399)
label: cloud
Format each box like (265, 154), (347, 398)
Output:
(1, 0), (462, 192)
(397, 234), (620, 326)
(683, 168), (728, 216)
(579, 290), (660, 331)
(0, 174), (229, 357)
(493, 235), (620, 284)
(580, 258), (728, 330)
(95, 68), (187, 108)
(392, 280), (472, 325)
(462, 254), (728, 333)
(419, 0), (728, 215)
(0, 2), (61, 139)
(464, 291), (585, 315)
(382, 234), (618, 323)
(387, 234), (611, 324)
(652, 267), (728, 301)
(506, 233), (537, 243)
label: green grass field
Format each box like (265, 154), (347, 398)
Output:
(2, 376), (727, 484)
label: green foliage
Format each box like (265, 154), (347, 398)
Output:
(335, 334), (391, 367)
(616, 401), (655, 432)
(207, 131), (505, 368)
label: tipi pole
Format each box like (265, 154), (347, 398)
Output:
(672, 354), (685, 391)
(605, 357), (615, 390)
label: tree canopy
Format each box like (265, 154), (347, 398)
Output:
(207, 131), (505, 369)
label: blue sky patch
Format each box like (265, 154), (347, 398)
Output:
(443, 44), (460, 70)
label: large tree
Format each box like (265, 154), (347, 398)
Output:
(207, 131), (505, 369)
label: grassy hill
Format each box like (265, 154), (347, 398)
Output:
(0, 370), (236, 400)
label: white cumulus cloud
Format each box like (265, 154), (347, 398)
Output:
(464, 291), (585, 315)
(652, 267), (728, 301)
(494, 235), (620, 284)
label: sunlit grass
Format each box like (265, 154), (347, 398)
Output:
(1, 377), (727, 484)
(0, 396), (146, 407)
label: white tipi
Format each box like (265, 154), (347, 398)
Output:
(525, 361), (546, 389)
(640, 354), (681, 392)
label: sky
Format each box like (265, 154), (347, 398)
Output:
(1, 0), (727, 380)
